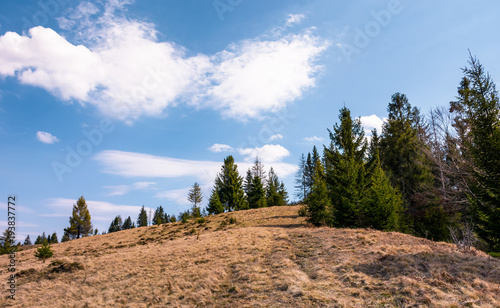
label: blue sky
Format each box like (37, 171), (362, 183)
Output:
(1, 0), (499, 242)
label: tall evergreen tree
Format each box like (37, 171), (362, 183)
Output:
(35, 232), (47, 245)
(188, 182), (203, 218)
(453, 55), (500, 251)
(152, 206), (165, 225)
(108, 215), (123, 233)
(324, 107), (368, 227)
(267, 167), (287, 207)
(215, 155), (247, 211)
(305, 157), (330, 226)
(64, 196), (93, 239)
(251, 157), (266, 185)
(206, 188), (224, 215)
(244, 169), (253, 197)
(122, 216), (135, 229)
(247, 174), (267, 208)
(137, 206), (148, 227)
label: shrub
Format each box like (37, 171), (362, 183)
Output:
(228, 217), (237, 224)
(298, 205), (307, 217)
(197, 217), (206, 224)
(34, 240), (54, 263)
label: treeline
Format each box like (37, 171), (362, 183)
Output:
(297, 55), (500, 253)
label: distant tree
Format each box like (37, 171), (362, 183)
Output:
(215, 155), (247, 211)
(64, 196), (93, 239)
(50, 232), (58, 244)
(94, 229), (98, 235)
(251, 157), (267, 185)
(206, 189), (224, 215)
(23, 235), (32, 246)
(137, 206), (148, 227)
(267, 167), (288, 207)
(188, 182), (203, 218)
(179, 211), (190, 223)
(0, 229), (15, 254)
(244, 169), (253, 197)
(294, 154), (307, 201)
(34, 239), (53, 263)
(108, 215), (123, 233)
(169, 215), (177, 223)
(247, 174), (267, 208)
(61, 232), (70, 243)
(122, 216), (135, 229)
(34, 232), (46, 245)
(152, 206), (165, 225)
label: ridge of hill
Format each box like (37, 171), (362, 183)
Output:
(1, 205), (499, 307)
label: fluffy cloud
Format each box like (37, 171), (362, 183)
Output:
(285, 14), (306, 27)
(359, 114), (386, 135)
(0, 2), (328, 122)
(94, 149), (298, 183)
(304, 136), (324, 142)
(208, 143), (234, 153)
(238, 144), (290, 163)
(103, 181), (156, 196)
(36, 131), (60, 144)
(155, 187), (191, 206)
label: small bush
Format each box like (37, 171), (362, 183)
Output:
(34, 240), (53, 263)
(228, 217), (237, 224)
(190, 228), (197, 234)
(489, 252), (500, 258)
(298, 205), (307, 217)
(197, 217), (206, 224)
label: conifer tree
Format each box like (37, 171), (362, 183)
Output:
(64, 196), (93, 239)
(137, 206), (148, 227)
(0, 229), (15, 254)
(108, 215), (123, 233)
(206, 188), (224, 215)
(23, 235), (32, 246)
(188, 182), (203, 218)
(305, 158), (330, 226)
(122, 216), (135, 229)
(453, 55), (500, 251)
(267, 167), (288, 207)
(244, 169), (253, 197)
(34, 239), (53, 263)
(324, 107), (368, 227)
(247, 175), (267, 208)
(215, 155), (247, 211)
(61, 232), (70, 242)
(152, 206), (165, 225)
(50, 232), (58, 244)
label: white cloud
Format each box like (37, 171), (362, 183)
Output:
(285, 14), (306, 27)
(359, 114), (386, 135)
(0, 201), (35, 214)
(0, 2), (328, 122)
(304, 136), (324, 142)
(36, 131), (60, 144)
(94, 149), (298, 184)
(103, 181), (156, 196)
(208, 143), (234, 153)
(269, 134), (283, 141)
(238, 144), (290, 163)
(43, 197), (154, 222)
(155, 187), (191, 206)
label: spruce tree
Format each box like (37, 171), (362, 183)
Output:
(50, 232), (58, 244)
(122, 216), (135, 229)
(188, 182), (203, 218)
(247, 175), (267, 208)
(137, 206), (148, 227)
(152, 206), (165, 225)
(454, 55), (500, 251)
(215, 155), (247, 211)
(64, 196), (93, 239)
(207, 188), (224, 215)
(61, 232), (70, 242)
(108, 215), (123, 233)
(324, 107), (368, 227)
(306, 158), (330, 226)
(267, 167), (287, 207)
(23, 235), (32, 246)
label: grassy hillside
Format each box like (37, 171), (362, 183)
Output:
(2, 205), (499, 307)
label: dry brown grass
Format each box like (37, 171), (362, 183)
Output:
(1, 205), (499, 307)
